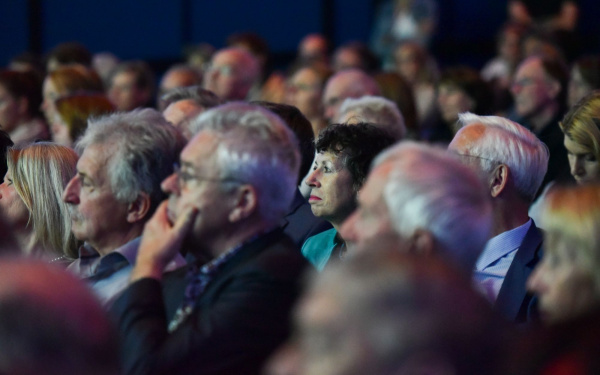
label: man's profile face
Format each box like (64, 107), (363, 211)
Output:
(203, 51), (248, 101)
(62, 143), (130, 248)
(161, 131), (235, 247)
(511, 58), (557, 119)
(340, 163), (394, 249)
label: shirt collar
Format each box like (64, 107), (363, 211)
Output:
(476, 219), (532, 270)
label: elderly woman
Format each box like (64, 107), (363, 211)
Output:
(0, 142), (79, 263)
(301, 123), (396, 270)
(527, 184), (600, 324)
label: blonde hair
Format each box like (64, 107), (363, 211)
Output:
(543, 183), (600, 288)
(7, 143), (79, 259)
(560, 91), (600, 162)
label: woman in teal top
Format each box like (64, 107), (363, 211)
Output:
(301, 123), (396, 270)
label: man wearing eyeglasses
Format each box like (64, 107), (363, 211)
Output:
(202, 47), (260, 101)
(448, 112), (549, 323)
(111, 103), (308, 375)
(63, 109), (187, 308)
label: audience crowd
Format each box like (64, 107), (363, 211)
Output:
(2, 2), (600, 373)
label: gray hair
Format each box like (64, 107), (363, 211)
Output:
(337, 95), (406, 140)
(160, 85), (222, 109)
(455, 112), (549, 201)
(76, 109), (186, 211)
(191, 102), (300, 223)
(373, 141), (492, 273)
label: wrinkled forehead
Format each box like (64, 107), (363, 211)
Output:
(181, 131), (220, 169)
(449, 123), (486, 152)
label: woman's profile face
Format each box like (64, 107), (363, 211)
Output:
(305, 151), (356, 226)
(50, 112), (72, 147)
(564, 135), (600, 184)
(527, 232), (599, 324)
(41, 78), (61, 125)
(0, 168), (29, 228)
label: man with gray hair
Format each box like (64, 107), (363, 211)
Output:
(63, 109), (187, 307)
(341, 141), (492, 275)
(322, 68), (381, 123)
(111, 103), (308, 375)
(202, 47), (260, 101)
(448, 111), (549, 323)
(336, 95), (407, 140)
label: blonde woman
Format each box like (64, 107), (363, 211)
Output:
(1, 142), (79, 263)
(527, 184), (600, 324)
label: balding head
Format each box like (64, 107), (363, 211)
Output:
(322, 69), (381, 123)
(202, 47), (260, 101)
(0, 259), (118, 375)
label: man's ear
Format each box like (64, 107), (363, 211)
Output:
(229, 184), (258, 223)
(127, 192), (151, 223)
(408, 229), (436, 257)
(490, 164), (509, 198)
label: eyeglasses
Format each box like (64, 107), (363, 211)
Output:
(173, 163), (239, 188)
(452, 152), (499, 164)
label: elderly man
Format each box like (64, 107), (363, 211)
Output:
(63, 109), (186, 307)
(511, 54), (572, 190)
(111, 103), (308, 375)
(448, 112), (549, 322)
(157, 65), (203, 109)
(322, 68), (381, 123)
(340, 141), (492, 275)
(202, 47), (260, 101)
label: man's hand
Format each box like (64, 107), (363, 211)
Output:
(131, 201), (198, 282)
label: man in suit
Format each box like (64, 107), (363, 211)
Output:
(341, 141), (492, 276)
(111, 102), (308, 375)
(448, 112), (549, 323)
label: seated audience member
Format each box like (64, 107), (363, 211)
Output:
(2, 143), (78, 263)
(63, 109), (186, 307)
(284, 64), (332, 137)
(0, 130), (13, 178)
(336, 95), (407, 141)
(107, 60), (156, 111)
(302, 123), (395, 270)
(374, 71), (418, 137)
(296, 33), (330, 66)
(52, 93), (115, 147)
(41, 64), (104, 126)
(449, 112), (549, 322)
(0, 70), (48, 145)
(0, 259), (119, 375)
(331, 41), (380, 74)
(92, 52), (120, 87)
(45, 41), (93, 72)
(111, 103), (308, 375)
(295, 249), (509, 375)
(161, 86), (222, 139)
(435, 67), (493, 139)
(560, 91), (600, 184)
(341, 141), (492, 275)
(510, 54), (572, 191)
(251, 101), (331, 247)
(527, 184), (600, 324)
(394, 41), (439, 128)
(481, 22), (528, 111)
(157, 64), (203, 110)
(322, 69), (381, 124)
(202, 47), (260, 101)
(567, 55), (600, 108)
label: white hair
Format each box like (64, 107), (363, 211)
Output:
(455, 112), (549, 201)
(76, 109), (186, 210)
(190, 102), (300, 223)
(337, 95), (406, 140)
(373, 141), (492, 273)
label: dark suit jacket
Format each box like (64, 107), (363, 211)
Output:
(111, 229), (308, 375)
(495, 221), (543, 323)
(281, 189), (332, 248)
